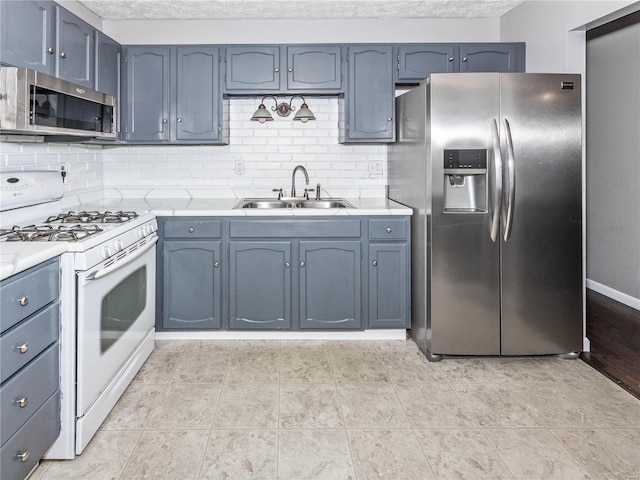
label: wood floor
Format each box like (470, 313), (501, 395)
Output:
(581, 288), (640, 399)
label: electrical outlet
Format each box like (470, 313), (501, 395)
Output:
(369, 160), (383, 176)
(235, 161), (245, 175)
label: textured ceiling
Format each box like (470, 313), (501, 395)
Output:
(76, 0), (527, 20)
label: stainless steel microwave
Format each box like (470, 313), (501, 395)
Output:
(0, 67), (116, 138)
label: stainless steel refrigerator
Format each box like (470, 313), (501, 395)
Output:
(388, 73), (583, 360)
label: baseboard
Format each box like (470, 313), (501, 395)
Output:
(586, 279), (640, 310)
(155, 329), (408, 341)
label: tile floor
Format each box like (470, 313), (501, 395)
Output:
(33, 338), (640, 480)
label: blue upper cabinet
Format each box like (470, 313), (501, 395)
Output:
(95, 31), (121, 97)
(224, 46), (281, 92)
(396, 44), (456, 82)
(224, 45), (343, 94)
(459, 43), (524, 72)
(286, 45), (342, 92)
(0, 0), (56, 75)
(55, 6), (95, 87)
(340, 44), (395, 143)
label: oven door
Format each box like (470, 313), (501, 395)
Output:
(75, 236), (157, 416)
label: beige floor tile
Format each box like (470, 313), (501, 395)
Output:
(435, 358), (503, 383)
(146, 384), (220, 429)
(484, 428), (593, 480)
(184, 339), (236, 354)
(131, 350), (181, 384)
(280, 346), (334, 383)
(542, 358), (611, 383)
(569, 381), (640, 428)
(153, 340), (188, 352)
(225, 349), (280, 383)
(39, 431), (141, 480)
(325, 340), (378, 354)
(348, 429), (434, 480)
(507, 382), (611, 428)
(330, 351), (389, 383)
(119, 430), (209, 480)
(170, 351), (229, 384)
(486, 357), (558, 382)
(414, 429), (514, 480)
(213, 383), (278, 428)
(101, 383), (165, 430)
(378, 349), (446, 383)
(552, 428), (640, 480)
(451, 382), (543, 428)
(617, 428), (640, 447)
(198, 430), (277, 479)
(394, 381), (477, 428)
(337, 382), (409, 428)
(279, 384), (344, 428)
(277, 429), (355, 480)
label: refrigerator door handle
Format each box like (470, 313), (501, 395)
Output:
(490, 119), (503, 242)
(503, 118), (516, 241)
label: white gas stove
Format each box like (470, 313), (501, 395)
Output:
(1, 170), (157, 459)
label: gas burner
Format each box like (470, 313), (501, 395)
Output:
(45, 210), (139, 224)
(0, 224), (104, 242)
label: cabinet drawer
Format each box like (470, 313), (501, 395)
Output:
(1, 343), (59, 445)
(369, 219), (408, 240)
(163, 219), (222, 239)
(0, 259), (59, 334)
(229, 219), (361, 238)
(0, 391), (60, 480)
(1, 303), (59, 383)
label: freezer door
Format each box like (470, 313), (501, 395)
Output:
(499, 74), (583, 355)
(429, 73), (501, 356)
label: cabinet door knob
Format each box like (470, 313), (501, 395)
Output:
(177, 118), (183, 123)
(162, 119), (168, 124)
(462, 57), (468, 62)
(274, 67), (279, 72)
(387, 117), (392, 122)
(372, 260), (378, 266)
(47, 47), (55, 54)
(386, 227), (392, 233)
(17, 451), (30, 463)
(288, 67), (293, 72)
(188, 227), (194, 233)
(18, 343), (29, 354)
(18, 296), (29, 306)
(285, 262), (290, 268)
(60, 52), (66, 59)
(300, 261), (305, 268)
(17, 397), (29, 408)
(213, 261), (220, 268)
(448, 57), (454, 61)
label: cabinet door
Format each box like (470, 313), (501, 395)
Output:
(229, 242), (291, 329)
(369, 243), (410, 328)
(95, 31), (120, 96)
(0, 0), (55, 75)
(287, 45), (342, 91)
(124, 46), (170, 142)
(396, 44), (456, 82)
(176, 46), (222, 142)
(55, 6), (94, 87)
(162, 241), (222, 329)
(224, 46), (280, 92)
(299, 241), (361, 329)
(459, 43), (521, 72)
(341, 45), (394, 143)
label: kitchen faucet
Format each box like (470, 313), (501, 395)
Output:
(291, 165), (310, 199)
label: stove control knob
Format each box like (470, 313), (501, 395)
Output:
(102, 246), (112, 259)
(116, 240), (125, 251)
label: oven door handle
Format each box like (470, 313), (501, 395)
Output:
(85, 236), (158, 281)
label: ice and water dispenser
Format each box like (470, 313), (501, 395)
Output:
(443, 149), (488, 213)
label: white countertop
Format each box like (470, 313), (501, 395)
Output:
(1, 197), (411, 281)
(0, 243), (67, 281)
(70, 197), (413, 217)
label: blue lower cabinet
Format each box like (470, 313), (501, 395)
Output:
(229, 242), (292, 329)
(162, 241), (222, 329)
(299, 241), (361, 329)
(369, 243), (410, 328)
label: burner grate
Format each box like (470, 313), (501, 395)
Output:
(0, 224), (104, 242)
(45, 210), (139, 224)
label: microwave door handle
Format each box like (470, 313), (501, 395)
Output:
(503, 118), (516, 242)
(85, 236), (158, 281)
(490, 119), (503, 242)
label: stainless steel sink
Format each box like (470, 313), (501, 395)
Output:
(234, 198), (354, 209)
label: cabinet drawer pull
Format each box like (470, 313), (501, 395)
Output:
(188, 227), (194, 233)
(300, 261), (305, 268)
(17, 450), (30, 463)
(372, 260), (378, 266)
(386, 227), (393, 233)
(17, 397), (29, 408)
(213, 261), (220, 268)
(18, 343), (29, 354)
(18, 296), (29, 306)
